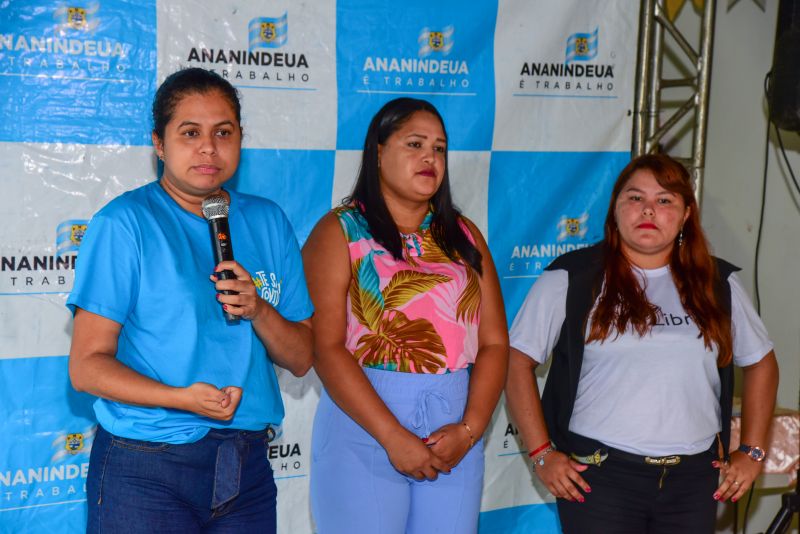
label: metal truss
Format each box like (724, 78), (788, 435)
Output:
(632, 0), (716, 204)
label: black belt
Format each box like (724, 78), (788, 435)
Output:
(570, 448), (681, 466)
(566, 432), (715, 468)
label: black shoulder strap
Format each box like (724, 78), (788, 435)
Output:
(541, 244), (604, 450)
(714, 257), (740, 458)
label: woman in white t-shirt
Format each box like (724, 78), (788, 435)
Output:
(505, 153), (779, 533)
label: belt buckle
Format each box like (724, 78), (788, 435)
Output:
(644, 455), (681, 466)
(570, 448), (608, 466)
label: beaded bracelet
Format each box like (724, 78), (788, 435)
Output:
(462, 422), (475, 448)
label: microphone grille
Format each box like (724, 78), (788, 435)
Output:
(201, 195), (229, 219)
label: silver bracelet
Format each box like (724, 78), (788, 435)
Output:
(532, 446), (555, 467)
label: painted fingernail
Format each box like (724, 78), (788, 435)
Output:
(223, 304), (228, 311)
(421, 437), (429, 443)
(711, 461), (719, 467)
(578, 497), (585, 503)
(216, 293), (221, 300)
(713, 493), (720, 500)
(731, 497), (738, 503)
(585, 487), (592, 493)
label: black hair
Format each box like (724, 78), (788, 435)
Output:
(346, 97), (483, 275)
(152, 67), (242, 140)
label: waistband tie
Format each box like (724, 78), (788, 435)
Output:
(411, 390), (451, 438)
(209, 427), (273, 511)
(211, 433), (245, 510)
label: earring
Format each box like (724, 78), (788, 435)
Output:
(678, 229), (684, 246)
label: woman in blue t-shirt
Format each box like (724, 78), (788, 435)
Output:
(67, 68), (313, 533)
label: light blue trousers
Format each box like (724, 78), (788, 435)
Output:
(310, 367), (485, 534)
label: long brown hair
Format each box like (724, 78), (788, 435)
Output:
(586, 154), (733, 366)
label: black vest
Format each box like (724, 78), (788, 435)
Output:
(540, 244), (739, 457)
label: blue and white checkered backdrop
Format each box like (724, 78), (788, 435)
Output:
(0, 1), (638, 531)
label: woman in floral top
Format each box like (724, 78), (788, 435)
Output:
(303, 98), (509, 533)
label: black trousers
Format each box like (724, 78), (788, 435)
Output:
(557, 435), (719, 534)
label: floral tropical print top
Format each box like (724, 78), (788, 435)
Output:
(335, 205), (481, 374)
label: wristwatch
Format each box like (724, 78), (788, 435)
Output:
(737, 444), (766, 462)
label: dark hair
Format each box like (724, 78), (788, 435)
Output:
(586, 153), (732, 366)
(152, 68), (242, 140)
(346, 98), (482, 275)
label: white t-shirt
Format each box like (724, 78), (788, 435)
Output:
(509, 266), (773, 456)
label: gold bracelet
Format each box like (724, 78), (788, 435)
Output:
(462, 422), (475, 448)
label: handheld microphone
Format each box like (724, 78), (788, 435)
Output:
(201, 195), (238, 323)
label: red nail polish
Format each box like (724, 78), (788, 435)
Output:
(732, 497), (738, 503)
(578, 497), (585, 503)
(585, 487), (592, 493)
(216, 293), (221, 300)
(713, 493), (720, 500)
(223, 304), (228, 311)
(421, 437), (429, 443)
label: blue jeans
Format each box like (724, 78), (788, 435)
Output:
(311, 367), (485, 534)
(87, 425), (277, 533)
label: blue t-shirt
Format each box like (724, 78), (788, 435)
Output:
(67, 182), (313, 444)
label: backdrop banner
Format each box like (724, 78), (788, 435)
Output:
(0, 1), (638, 532)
